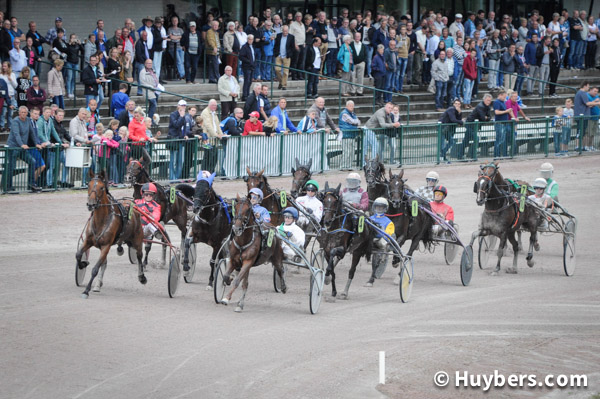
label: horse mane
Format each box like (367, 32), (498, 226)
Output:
(176, 183), (195, 199)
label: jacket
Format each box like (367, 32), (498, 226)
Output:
(128, 118), (149, 143)
(371, 29), (389, 49)
(431, 58), (449, 82)
(307, 104), (337, 130)
(26, 86), (47, 112)
(365, 107), (396, 129)
(139, 68), (158, 100)
(168, 110), (187, 138)
(7, 116), (36, 147)
(350, 41), (367, 64)
(383, 48), (397, 72)
(485, 38), (503, 61)
(243, 92), (260, 118)
(535, 43), (550, 67)
(524, 42), (538, 66)
(223, 31), (240, 53)
(270, 106), (297, 133)
(337, 43), (353, 72)
(47, 68), (65, 97)
(81, 65), (101, 95)
(466, 101), (492, 122)
(26, 30), (47, 56)
(69, 116), (88, 143)
(205, 29), (220, 53)
(134, 38), (152, 64)
(273, 33), (295, 58)
(439, 107), (463, 125)
(462, 55), (478, 80)
(239, 43), (255, 70)
(217, 74), (240, 102)
(200, 107), (223, 138)
(304, 45), (320, 71)
(371, 53), (386, 78)
(501, 51), (517, 73)
(36, 116), (61, 143)
(151, 26), (164, 52)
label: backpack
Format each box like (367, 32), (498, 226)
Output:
(219, 116), (235, 134)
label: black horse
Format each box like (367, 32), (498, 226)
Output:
(177, 180), (232, 289)
(318, 182), (373, 300)
(364, 155), (388, 203)
(290, 157), (313, 198)
(470, 161), (539, 274)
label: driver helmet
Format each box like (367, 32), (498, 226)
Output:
(426, 171), (439, 187)
(540, 162), (554, 180)
(282, 207), (299, 220)
(249, 187), (264, 203)
(346, 172), (361, 189)
(373, 197), (389, 215)
(305, 179), (319, 192)
(433, 185), (447, 198)
(532, 178), (547, 189)
(142, 182), (157, 196)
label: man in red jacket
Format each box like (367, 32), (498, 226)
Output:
(462, 49), (478, 109)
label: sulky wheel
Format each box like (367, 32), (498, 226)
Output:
(75, 237), (89, 287)
(183, 242), (197, 283)
(168, 250), (181, 298)
(399, 257), (414, 303)
(478, 235), (497, 269)
(213, 258), (228, 304)
(460, 245), (474, 286)
(309, 269), (325, 314)
(563, 220), (576, 277)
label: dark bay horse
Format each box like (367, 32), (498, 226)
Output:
(470, 161), (539, 274)
(318, 183), (372, 300)
(125, 159), (189, 265)
(244, 167), (284, 226)
(290, 157), (313, 198)
(177, 180), (232, 289)
(364, 155), (388, 203)
(220, 196), (286, 312)
(387, 169), (434, 264)
(76, 170), (146, 298)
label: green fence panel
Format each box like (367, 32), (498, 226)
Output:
(398, 123), (439, 165)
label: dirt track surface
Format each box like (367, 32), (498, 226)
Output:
(1, 155), (599, 399)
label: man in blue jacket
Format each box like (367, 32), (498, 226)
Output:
(270, 98), (297, 133)
(2, 106), (40, 191)
(167, 100), (190, 180)
(524, 33), (539, 96)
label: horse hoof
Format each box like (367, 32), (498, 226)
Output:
(116, 246), (124, 256)
(324, 275), (331, 285)
(205, 285), (213, 291)
(221, 298), (229, 306)
(527, 259), (535, 268)
(505, 267), (518, 274)
(78, 261), (89, 270)
(490, 271), (499, 276)
(325, 296), (336, 303)
(92, 286), (101, 292)
(340, 293), (348, 300)
(364, 282), (373, 288)
(139, 275), (147, 285)
(81, 293), (89, 299)
(183, 264), (190, 272)
(234, 306), (243, 313)
(281, 286), (287, 294)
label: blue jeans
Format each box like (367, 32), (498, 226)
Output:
(440, 125), (456, 159)
(52, 95), (64, 109)
(377, 132), (396, 163)
(514, 76), (525, 96)
(65, 62), (77, 95)
(44, 147), (57, 186)
(326, 47), (338, 77)
(169, 141), (184, 180)
(147, 98), (157, 123)
(254, 48), (263, 79)
(396, 57), (408, 92)
(365, 46), (373, 76)
(171, 47), (185, 78)
(462, 78), (474, 104)
(0, 97), (16, 129)
(362, 129), (378, 162)
(435, 81), (447, 109)
(568, 40), (584, 68)
(385, 70), (395, 102)
(185, 53), (201, 82)
(494, 123), (510, 158)
(262, 55), (273, 80)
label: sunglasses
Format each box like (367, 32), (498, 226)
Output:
(426, 178), (437, 182)
(144, 193), (154, 196)
(250, 194), (260, 199)
(284, 215), (294, 219)
(306, 188), (317, 192)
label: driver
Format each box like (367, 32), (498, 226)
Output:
(415, 171), (439, 201)
(295, 180), (323, 228)
(135, 183), (162, 239)
(370, 197), (395, 249)
(249, 187), (271, 224)
(279, 207), (306, 260)
(340, 172), (369, 211)
(429, 185), (454, 236)
(528, 178), (553, 230)
(539, 162), (559, 202)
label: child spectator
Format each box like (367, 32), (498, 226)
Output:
(243, 111), (264, 136)
(552, 106), (569, 156)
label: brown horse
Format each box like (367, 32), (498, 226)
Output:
(220, 196), (286, 312)
(290, 157), (313, 198)
(76, 169), (146, 298)
(125, 159), (189, 266)
(470, 161), (539, 274)
(244, 167), (284, 226)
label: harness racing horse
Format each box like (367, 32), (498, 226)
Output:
(318, 182), (372, 300)
(244, 167), (284, 226)
(364, 155), (388, 202)
(177, 180), (232, 289)
(220, 196), (286, 312)
(125, 159), (189, 266)
(76, 170), (146, 298)
(387, 169), (434, 262)
(470, 161), (539, 274)
(290, 157), (313, 198)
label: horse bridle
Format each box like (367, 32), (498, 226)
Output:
(364, 161), (384, 187)
(291, 167), (311, 195)
(388, 177), (406, 208)
(127, 160), (148, 185)
(87, 177), (108, 211)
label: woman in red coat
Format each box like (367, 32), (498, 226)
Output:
(128, 106), (155, 164)
(462, 49), (478, 109)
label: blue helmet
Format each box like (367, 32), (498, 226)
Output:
(249, 188), (264, 201)
(283, 207), (299, 220)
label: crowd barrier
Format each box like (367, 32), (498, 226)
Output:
(1, 115), (597, 194)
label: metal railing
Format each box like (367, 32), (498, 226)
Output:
(3, 115), (597, 194)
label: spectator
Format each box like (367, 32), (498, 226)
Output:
(261, 20), (276, 82)
(26, 21), (47, 76)
(167, 99), (188, 180)
(105, 47), (122, 94)
(536, 36), (552, 95)
(326, 17), (341, 78)
(86, 99), (100, 134)
(243, 111), (264, 136)
(121, 50), (134, 94)
(395, 25), (410, 94)
(245, 17), (263, 81)
(274, 25), (295, 90)
(15, 66), (30, 109)
(81, 54), (105, 108)
(313, 12), (329, 75)
(51, 108), (71, 187)
(52, 28), (68, 63)
(364, 102), (400, 162)
(139, 58), (160, 122)
(83, 34), (96, 67)
(258, 84), (271, 122)
(152, 17), (167, 83)
(493, 90), (514, 158)
(69, 108), (91, 146)
(128, 106), (154, 163)
(0, 61), (17, 131)
(201, 99), (224, 139)
(459, 93), (493, 159)
(223, 21), (240, 77)
(585, 16), (598, 70)
(524, 33), (539, 96)
(567, 10), (583, 70)
(270, 97), (297, 133)
(361, 18), (374, 78)
(47, 59), (65, 109)
(0, 20), (12, 62)
(121, 27), (134, 57)
(181, 21), (202, 84)
(462, 49), (477, 108)
(586, 86), (599, 150)
(441, 27), (455, 49)
(96, 31), (107, 68)
(134, 31), (152, 96)
(205, 21), (220, 84)
(234, 24), (248, 81)
(239, 35), (256, 100)
(439, 99), (463, 161)
(405, 21), (418, 85)
(465, 12), (476, 38)
(371, 44), (386, 106)
(338, 100), (361, 138)
(513, 45), (528, 96)
(65, 34), (83, 98)
(118, 100), (136, 128)
(243, 82), (261, 119)
(574, 82), (600, 151)
(218, 65), (240, 119)
(305, 37), (322, 99)
(383, 39), (398, 102)
(449, 14), (464, 39)
(431, 50), (449, 111)
(297, 109), (318, 133)
(37, 106), (61, 187)
(168, 16), (185, 81)
(25, 75), (46, 113)
(221, 107), (244, 136)
(45, 17), (65, 45)
(413, 22), (427, 85)
(263, 116), (280, 136)
(485, 30), (503, 89)
(501, 43), (517, 91)
(2, 106), (39, 191)
(22, 37), (39, 77)
(9, 38), (26, 74)
(307, 97), (341, 135)
(549, 38), (562, 97)
(106, 28), (123, 50)
(289, 12), (306, 81)
(347, 32), (366, 95)
(337, 34), (353, 96)
(372, 17), (389, 49)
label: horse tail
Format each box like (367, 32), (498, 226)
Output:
(176, 183), (195, 200)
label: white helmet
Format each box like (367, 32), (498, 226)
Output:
(426, 171), (439, 181)
(540, 162), (553, 179)
(373, 197), (389, 213)
(346, 172), (361, 189)
(532, 178), (547, 189)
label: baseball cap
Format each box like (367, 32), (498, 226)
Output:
(455, 13), (463, 19)
(189, 21), (196, 27)
(56, 17), (63, 22)
(249, 111), (260, 118)
(332, 16), (338, 20)
(178, 100), (187, 106)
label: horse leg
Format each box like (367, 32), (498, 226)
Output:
(143, 242), (151, 269)
(491, 235), (508, 276)
(136, 233), (147, 284)
(526, 229), (537, 268)
(207, 246), (220, 290)
(223, 260), (251, 305)
(517, 230), (524, 252)
(341, 253), (361, 299)
(82, 245), (111, 298)
(92, 261), (108, 292)
(235, 272), (250, 313)
(76, 239), (93, 269)
(365, 253), (379, 287)
(273, 257), (287, 294)
(506, 233), (521, 274)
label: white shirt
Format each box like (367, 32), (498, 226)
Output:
(353, 41), (362, 56)
(235, 30), (248, 47)
(290, 21), (306, 46)
(427, 34), (440, 55)
(547, 21), (561, 40)
(160, 26), (168, 49)
(312, 46), (321, 69)
(296, 195), (323, 226)
(145, 26), (154, 49)
(281, 222), (305, 259)
(9, 48), (27, 72)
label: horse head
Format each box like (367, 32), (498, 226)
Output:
(87, 169), (109, 211)
(125, 158), (147, 185)
(388, 168), (406, 208)
(475, 161), (501, 206)
(363, 155), (385, 188)
(193, 179), (213, 212)
(321, 181), (342, 229)
(232, 194), (254, 237)
(290, 157), (313, 198)
(244, 166), (267, 192)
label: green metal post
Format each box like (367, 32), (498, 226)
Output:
(236, 137), (243, 178)
(474, 120), (479, 161)
(193, 138), (198, 179)
(270, 63), (274, 98)
(278, 134), (284, 176)
(338, 81), (342, 115)
(320, 130), (326, 173)
(53, 146), (60, 189)
(1, 148), (8, 193)
(544, 116), (550, 157)
(406, 96), (410, 125)
(398, 126), (403, 166)
(145, 88), (149, 115)
(436, 122), (442, 164)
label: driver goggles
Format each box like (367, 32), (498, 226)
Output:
(426, 178), (437, 182)
(250, 194), (261, 200)
(306, 187), (317, 192)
